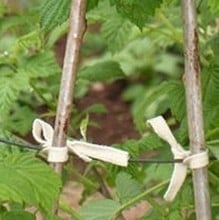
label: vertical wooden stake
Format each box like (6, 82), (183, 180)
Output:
(52, 0), (87, 174)
(181, 0), (211, 219)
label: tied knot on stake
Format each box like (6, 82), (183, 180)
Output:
(147, 116), (209, 202)
(32, 119), (129, 167)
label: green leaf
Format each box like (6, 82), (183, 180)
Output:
(17, 30), (42, 51)
(0, 152), (61, 212)
(0, 73), (28, 115)
(40, 0), (71, 31)
(203, 59), (219, 109)
(132, 82), (172, 132)
(46, 214), (63, 220)
(167, 81), (186, 121)
(145, 163), (172, 182)
(203, 58), (219, 129)
(83, 103), (107, 114)
(208, 145), (219, 160)
(78, 61), (125, 82)
(4, 106), (37, 136)
(208, 0), (219, 14)
(116, 172), (142, 204)
(0, 15), (29, 34)
(114, 0), (163, 29)
(138, 134), (163, 151)
(2, 210), (35, 220)
(80, 114), (89, 141)
(46, 21), (68, 48)
(87, 0), (100, 11)
(142, 207), (161, 219)
(101, 16), (134, 52)
(168, 210), (182, 220)
(80, 199), (120, 220)
(19, 51), (61, 78)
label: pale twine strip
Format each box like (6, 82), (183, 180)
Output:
(147, 116), (209, 202)
(32, 119), (129, 167)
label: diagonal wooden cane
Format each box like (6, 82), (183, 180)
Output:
(51, 0), (87, 175)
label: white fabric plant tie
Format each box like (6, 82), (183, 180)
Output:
(32, 119), (129, 167)
(147, 116), (209, 202)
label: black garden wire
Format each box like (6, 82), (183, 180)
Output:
(0, 137), (183, 164)
(0, 138), (41, 150)
(129, 158), (183, 164)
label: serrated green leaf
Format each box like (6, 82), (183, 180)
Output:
(206, 33), (219, 57)
(80, 199), (120, 220)
(204, 59), (219, 109)
(78, 61), (125, 82)
(203, 58), (219, 129)
(145, 164), (172, 182)
(131, 80), (185, 133)
(0, 152), (61, 212)
(116, 172), (142, 204)
(40, 0), (71, 31)
(19, 51), (61, 78)
(138, 134), (163, 151)
(114, 0), (163, 29)
(0, 73), (28, 115)
(2, 210), (35, 220)
(5, 106), (37, 136)
(17, 30), (42, 51)
(101, 16), (133, 52)
(46, 21), (68, 48)
(86, 0), (117, 22)
(132, 82), (172, 132)
(167, 81), (185, 121)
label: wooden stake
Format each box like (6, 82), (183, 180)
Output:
(181, 0), (211, 219)
(51, 0), (87, 174)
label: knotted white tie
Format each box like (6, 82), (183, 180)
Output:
(147, 116), (209, 202)
(32, 119), (129, 167)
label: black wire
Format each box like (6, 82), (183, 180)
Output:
(0, 138), (183, 164)
(129, 158), (183, 164)
(0, 138), (41, 150)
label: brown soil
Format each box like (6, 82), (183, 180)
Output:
(76, 80), (139, 145)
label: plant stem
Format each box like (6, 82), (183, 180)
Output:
(114, 180), (169, 217)
(181, 0), (211, 219)
(146, 197), (167, 216)
(92, 167), (112, 198)
(68, 166), (98, 189)
(30, 81), (54, 109)
(59, 202), (84, 220)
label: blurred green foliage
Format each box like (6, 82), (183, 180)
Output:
(1, 0), (219, 219)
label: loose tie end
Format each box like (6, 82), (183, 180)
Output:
(147, 116), (209, 202)
(32, 119), (129, 167)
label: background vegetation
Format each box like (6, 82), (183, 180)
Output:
(0, 0), (219, 219)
